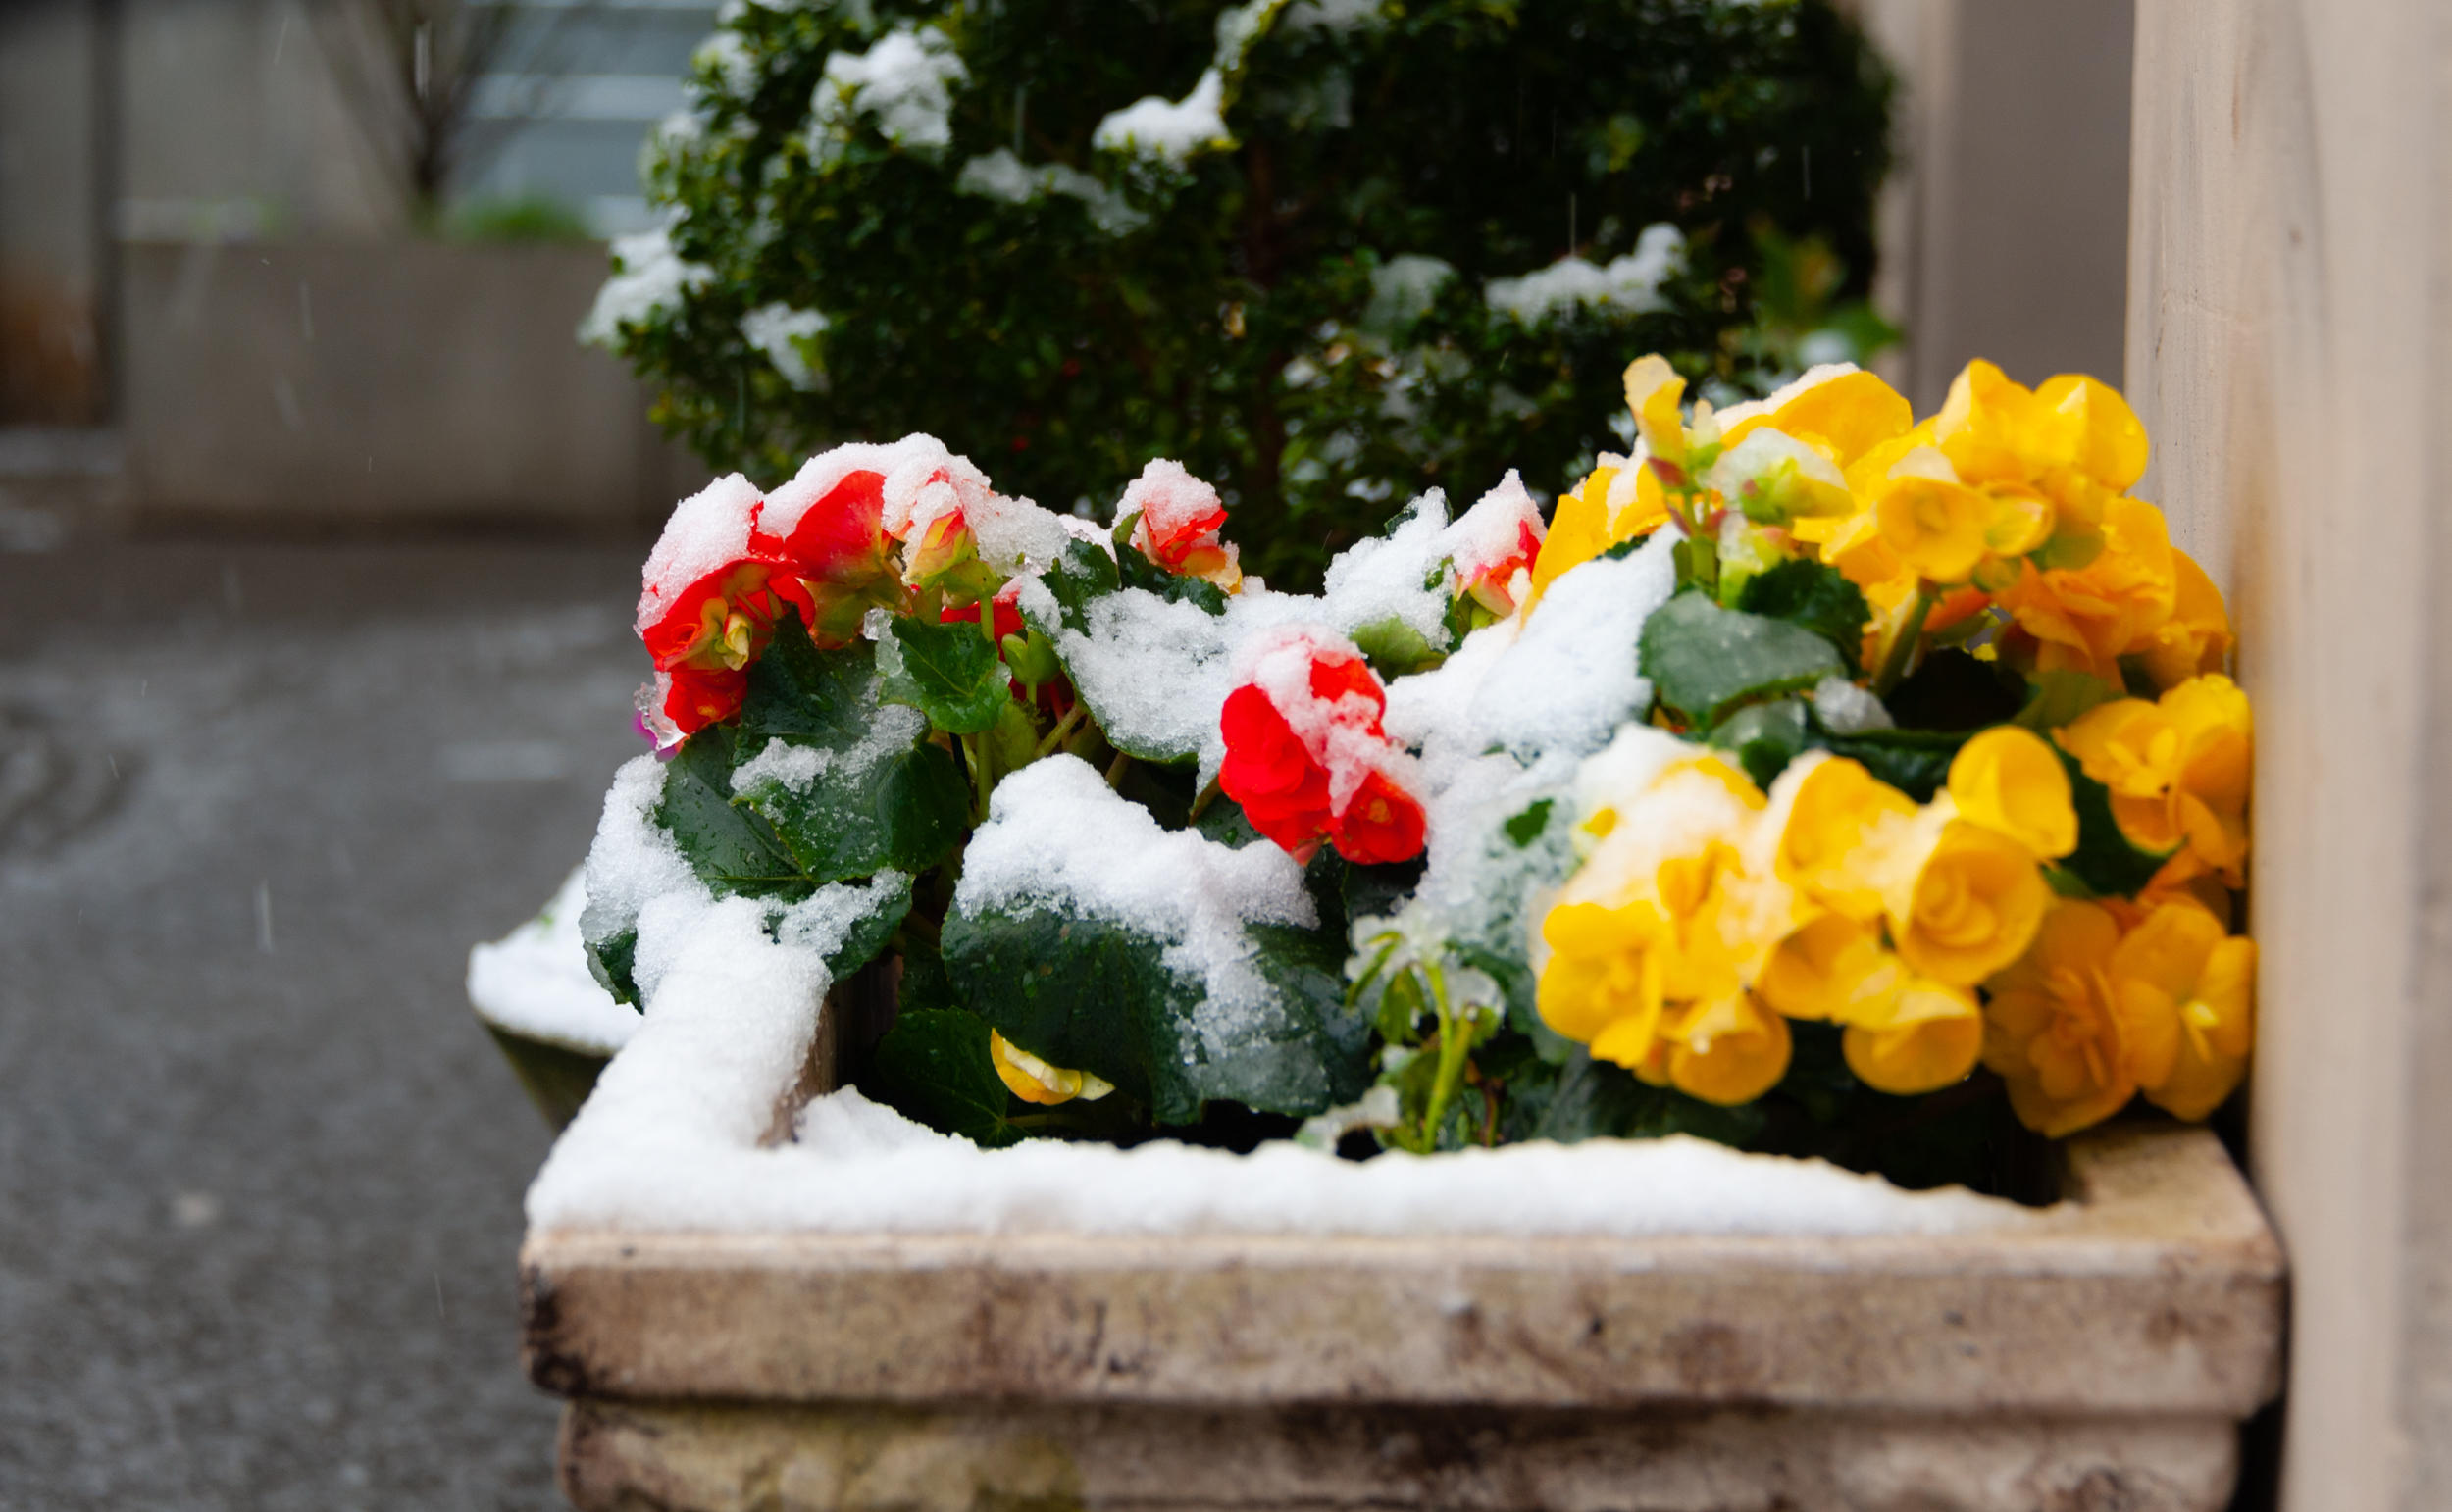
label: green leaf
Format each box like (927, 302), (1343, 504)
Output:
(583, 926), (640, 1008)
(737, 612), (879, 746)
(880, 614), (1010, 735)
(1736, 559), (1870, 674)
(1035, 538), (1120, 635)
(859, 1008), (1025, 1147)
(942, 904), (1370, 1125)
(1815, 725), (1967, 803)
(1192, 796), (1264, 849)
(1708, 697), (1811, 788)
(1640, 590), (1843, 727)
(738, 731), (971, 885)
(2015, 668), (2124, 736)
(2057, 751), (2176, 895)
(1349, 614), (1442, 679)
(1502, 798), (1556, 847)
(816, 873), (914, 981)
(655, 727), (812, 897)
(724, 628), (973, 885)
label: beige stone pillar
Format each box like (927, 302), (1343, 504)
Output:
(2125, 3), (2452, 1507)
(1846, 0), (2136, 412)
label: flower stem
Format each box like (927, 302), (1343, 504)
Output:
(1187, 774), (1222, 822)
(960, 732), (994, 824)
(1416, 966), (1474, 1152)
(1872, 583), (1939, 697)
(1033, 700), (1089, 759)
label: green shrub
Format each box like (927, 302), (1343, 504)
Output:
(587, 0), (1893, 587)
(448, 194), (597, 243)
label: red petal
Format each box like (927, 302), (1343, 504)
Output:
(661, 665), (747, 735)
(1328, 770), (1426, 865)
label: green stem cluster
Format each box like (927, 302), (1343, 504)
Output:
(1872, 583), (1939, 697)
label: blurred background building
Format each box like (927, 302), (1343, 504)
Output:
(0, 0), (2136, 544)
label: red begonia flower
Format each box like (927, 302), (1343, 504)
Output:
(1120, 458), (1242, 590)
(634, 474), (814, 746)
(639, 558), (816, 673)
(658, 666), (749, 735)
(758, 467), (898, 646)
(1217, 627), (1424, 865)
(1219, 685), (1335, 851)
(1448, 471), (1549, 619)
(1327, 769), (1429, 866)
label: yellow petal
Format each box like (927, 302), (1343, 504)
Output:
(989, 1030), (1111, 1106)
(1842, 979), (1983, 1095)
(1947, 727), (2077, 859)
(1723, 368), (1915, 467)
(1665, 994), (1792, 1105)
(1623, 355), (1688, 465)
(1892, 821), (2051, 987)
(2035, 373), (2150, 491)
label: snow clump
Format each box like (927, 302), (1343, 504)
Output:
(1485, 224), (1685, 326)
(954, 150), (1147, 235)
(580, 226), (713, 347)
(741, 304), (829, 390)
(1094, 69), (1231, 163)
(811, 24), (966, 159)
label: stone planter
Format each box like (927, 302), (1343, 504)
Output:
(522, 1079), (2283, 1511)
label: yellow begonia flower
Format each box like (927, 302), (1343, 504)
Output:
(2055, 674), (2252, 879)
(1538, 897), (1676, 1067)
(1771, 756), (1921, 921)
(1981, 899), (2179, 1136)
(1721, 367), (1915, 467)
(1522, 461), (1673, 617)
(1653, 992), (1793, 1105)
(989, 1030), (1114, 1107)
(1931, 362), (2146, 541)
(1758, 912), (1890, 1022)
(1525, 465), (1617, 615)
(2110, 902), (2255, 1122)
(1872, 475), (2013, 584)
(1843, 977), (1984, 1097)
(2135, 548), (2234, 688)
(1947, 726), (2077, 860)
(1623, 355), (1689, 472)
(1873, 818), (2053, 988)
(2033, 372), (2151, 493)
(1995, 494), (2177, 679)
(1756, 914), (1980, 1094)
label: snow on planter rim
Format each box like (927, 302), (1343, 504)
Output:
(467, 866), (640, 1058)
(524, 878), (2036, 1240)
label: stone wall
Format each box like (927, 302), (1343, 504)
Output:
(118, 239), (698, 531)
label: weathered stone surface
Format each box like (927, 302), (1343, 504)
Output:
(523, 1126), (2281, 1511)
(556, 1398), (2243, 1512)
(523, 1128), (2280, 1417)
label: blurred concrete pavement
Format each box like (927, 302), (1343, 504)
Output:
(0, 535), (649, 1509)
